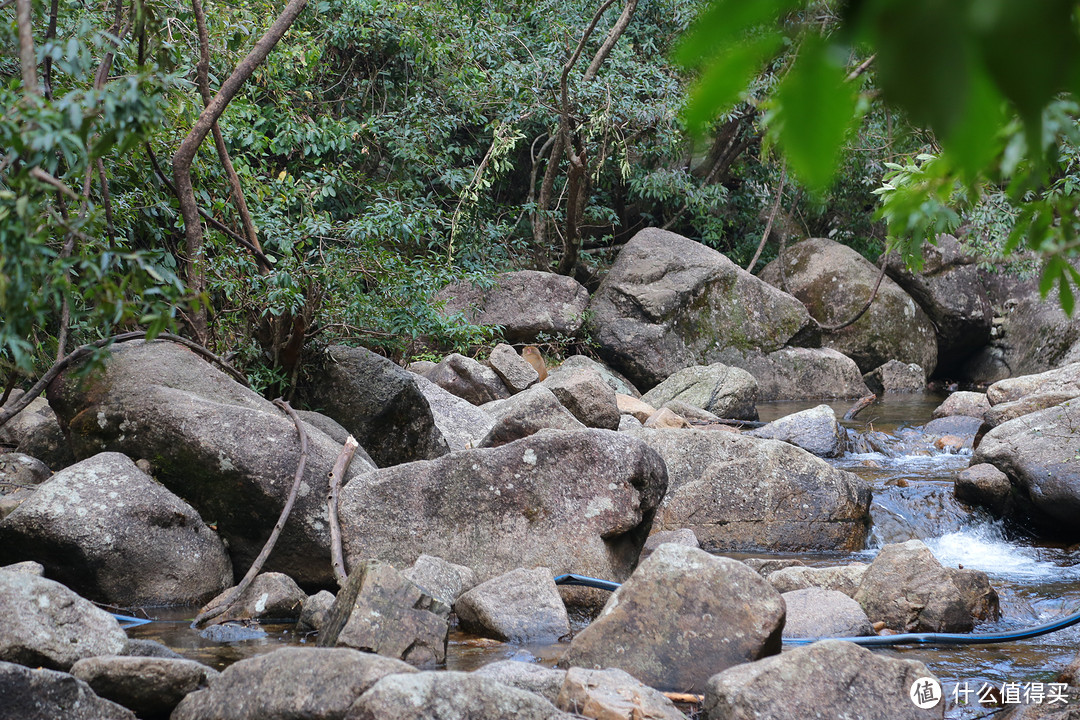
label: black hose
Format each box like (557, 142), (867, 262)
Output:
(553, 573), (1080, 647)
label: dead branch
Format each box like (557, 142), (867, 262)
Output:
(843, 394), (878, 421)
(193, 398), (309, 628)
(583, 0), (638, 82)
(28, 167), (78, 199)
(328, 435), (360, 587)
(745, 163), (787, 273)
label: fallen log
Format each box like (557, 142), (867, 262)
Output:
(843, 393), (878, 421)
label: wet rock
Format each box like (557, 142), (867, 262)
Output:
(547, 355), (642, 398)
(760, 237), (938, 374)
(987, 362), (1080, 405)
(172, 647), (415, 720)
(427, 353), (512, 405)
(0, 452), (232, 606)
(781, 588), (874, 638)
(346, 671), (576, 720)
(863, 359), (926, 394)
(557, 666), (687, 720)
(203, 572), (306, 623)
(703, 640), (944, 720)
(921, 416), (983, 452)
(765, 563), (868, 597)
(955, 463), (1013, 514)
(984, 391), (1079, 428)
(884, 234), (993, 374)
(629, 428), (871, 552)
(854, 539), (1000, 632)
(455, 567), (569, 643)
(644, 407), (691, 429)
(559, 544), (785, 692)
(70, 655), (217, 719)
(47, 340), (378, 586)
(123, 639), (184, 659)
(0, 393), (75, 469)
(435, 270), (589, 343)
(319, 560), (449, 666)
(747, 404), (845, 458)
(541, 369), (620, 429)
(479, 386), (585, 448)
(0, 661), (136, 720)
(641, 363), (759, 420)
(712, 346), (870, 401)
(488, 344), (540, 393)
(616, 394), (655, 423)
(642, 528), (700, 560)
(971, 401), (1080, 537)
(402, 554), (478, 607)
(297, 590), (335, 633)
(0, 572), (126, 670)
(932, 391), (991, 420)
(413, 375), (495, 450)
(472, 661), (566, 704)
(741, 558), (804, 577)
(587, 227), (814, 390)
(198, 624), (266, 642)
(338, 430), (666, 593)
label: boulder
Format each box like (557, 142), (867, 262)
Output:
(863, 360), (925, 394)
(338, 430), (667, 590)
(616, 394), (655, 423)
(765, 563), (868, 597)
(454, 567), (569, 643)
(46, 340), (378, 586)
(920, 416), (982, 453)
(747, 404), (846, 458)
(557, 667), (687, 720)
(0, 572), (126, 670)
(426, 353), (512, 405)
(662, 399), (723, 424)
(713, 346), (870, 401)
(932, 391), (991, 420)
(781, 588), (874, 638)
(540, 368), (620, 429)
(479, 387), (585, 448)
(472, 661), (566, 704)
(0, 661), (136, 720)
(644, 407), (691, 429)
(545, 355), (642, 398)
(628, 428), (871, 552)
(984, 391), (1080, 427)
(987, 364), (1080, 406)
(0, 559), (44, 576)
(854, 540), (1000, 632)
(618, 415), (643, 431)
(703, 640), (944, 720)
(70, 655), (217, 719)
(171, 647), (415, 720)
(402, 554), (478, 607)
(955, 463), (1013, 514)
(413, 375), (495, 450)
(203, 572), (306, 623)
(122, 639), (184, 659)
(0, 452), (51, 486)
(0, 452), (231, 606)
(297, 590), (335, 633)
(487, 344), (540, 393)
(434, 270), (589, 342)
(559, 544), (785, 692)
(640, 364), (759, 420)
(884, 234), (993, 373)
(760, 237), (938, 374)
(587, 227), (814, 390)
(0, 393), (74, 469)
(642, 528), (700, 560)
(319, 560), (449, 666)
(345, 671), (576, 720)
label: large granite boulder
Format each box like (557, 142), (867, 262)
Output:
(557, 667), (687, 720)
(302, 344), (449, 465)
(412, 375), (495, 451)
(46, 340), (377, 586)
(587, 228), (815, 390)
(338, 430), (666, 590)
(479, 387), (585, 448)
(454, 567), (569, 643)
(972, 402), (1080, 538)
(747, 404), (846, 458)
(0, 392), (75, 469)
(559, 543), (785, 692)
(486, 344), (540, 393)
(884, 234), (993, 373)
(0, 572), (126, 670)
(545, 355), (642, 398)
(932, 391), (991, 420)
(70, 655), (217, 719)
(987, 363), (1080, 405)
(0, 452), (231, 606)
(539, 368), (621, 429)
(0, 661), (136, 720)
(760, 237), (938, 374)
(640, 363), (759, 420)
(703, 640), (943, 720)
(713, 346), (870, 401)
(781, 588), (874, 638)
(425, 353), (511, 405)
(628, 428), (871, 552)
(434, 270), (589, 342)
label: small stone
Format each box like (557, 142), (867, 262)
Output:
(454, 567), (569, 643)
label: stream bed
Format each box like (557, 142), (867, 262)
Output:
(127, 395), (1080, 719)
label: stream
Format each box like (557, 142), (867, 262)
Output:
(127, 395), (1080, 719)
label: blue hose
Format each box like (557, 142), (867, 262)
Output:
(110, 612), (152, 629)
(553, 573), (1080, 647)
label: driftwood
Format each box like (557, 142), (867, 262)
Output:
(843, 393), (878, 421)
(328, 435), (360, 588)
(192, 398), (309, 628)
(662, 691), (704, 704)
(686, 417), (767, 429)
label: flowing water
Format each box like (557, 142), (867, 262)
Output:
(128, 395), (1080, 718)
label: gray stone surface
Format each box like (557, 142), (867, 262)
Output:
(402, 554), (478, 607)
(932, 391), (991, 420)
(479, 386), (586, 448)
(863, 360), (926, 394)
(765, 563), (868, 597)
(557, 666), (687, 720)
(413, 375), (496, 450)
(203, 572), (307, 623)
(0, 661), (136, 720)
(471, 661), (566, 704)
(545, 355), (641, 398)
(487, 344), (540, 393)
(780, 587), (874, 638)
(0, 394), (75, 469)
(955, 463), (1013, 514)
(297, 590), (336, 633)
(70, 655), (217, 718)
(540, 368), (620, 429)
(454, 567), (569, 643)
(713, 346), (871, 401)
(641, 363), (759, 420)
(747, 404), (846, 457)
(426, 353), (512, 405)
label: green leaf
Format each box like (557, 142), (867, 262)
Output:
(675, 0), (798, 69)
(1060, 272), (1076, 317)
(682, 33), (784, 134)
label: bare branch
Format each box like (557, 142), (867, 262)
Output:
(328, 435), (360, 588)
(15, 0), (38, 97)
(746, 163), (787, 273)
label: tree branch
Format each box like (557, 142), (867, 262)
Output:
(746, 163), (787, 273)
(327, 435), (359, 588)
(15, 0), (38, 97)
